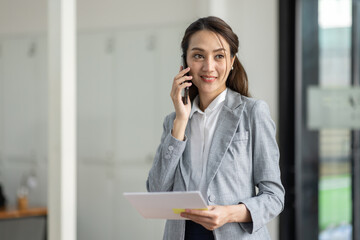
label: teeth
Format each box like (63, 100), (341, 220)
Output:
(202, 77), (215, 80)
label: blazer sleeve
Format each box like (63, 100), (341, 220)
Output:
(239, 100), (285, 234)
(146, 114), (188, 192)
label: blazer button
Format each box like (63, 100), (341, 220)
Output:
(168, 146), (174, 151)
(208, 195), (215, 202)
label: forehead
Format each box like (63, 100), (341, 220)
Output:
(188, 30), (230, 51)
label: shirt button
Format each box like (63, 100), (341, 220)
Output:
(208, 195), (215, 202)
(168, 146), (174, 151)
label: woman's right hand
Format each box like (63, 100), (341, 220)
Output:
(170, 66), (193, 140)
(170, 66), (193, 121)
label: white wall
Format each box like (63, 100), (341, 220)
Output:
(0, 0), (278, 117)
(0, 0), (47, 35)
(77, 0), (197, 29)
(227, 0), (279, 125)
(0, 0), (280, 239)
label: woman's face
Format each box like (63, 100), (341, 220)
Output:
(186, 30), (234, 98)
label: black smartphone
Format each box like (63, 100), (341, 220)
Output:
(182, 55), (190, 105)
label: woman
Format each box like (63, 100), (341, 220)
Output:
(147, 16), (285, 240)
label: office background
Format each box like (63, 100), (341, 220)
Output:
(1, 0), (359, 239)
(0, 0), (279, 239)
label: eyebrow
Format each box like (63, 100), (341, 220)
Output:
(190, 47), (226, 52)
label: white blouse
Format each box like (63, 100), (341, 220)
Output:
(188, 88), (227, 198)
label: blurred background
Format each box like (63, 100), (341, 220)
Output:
(0, 0), (359, 239)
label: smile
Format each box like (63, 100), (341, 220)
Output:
(201, 75), (217, 83)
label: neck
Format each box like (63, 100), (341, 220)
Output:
(198, 95), (213, 112)
(198, 87), (226, 112)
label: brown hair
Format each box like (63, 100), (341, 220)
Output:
(181, 16), (250, 101)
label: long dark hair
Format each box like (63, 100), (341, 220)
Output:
(181, 16), (250, 101)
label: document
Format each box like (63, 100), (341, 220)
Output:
(123, 191), (208, 219)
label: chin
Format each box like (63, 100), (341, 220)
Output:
(198, 85), (221, 94)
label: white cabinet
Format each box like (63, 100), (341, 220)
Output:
(77, 33), (116, 163)
(0, 37), (47, 206)
(77, 164), (114, 240)
(153, 25), (185, 142)
(114, 163), (164, 240)
(114, 29), (157, 163)
(0, 37), (46, 161)
(1, 23), (187, 240)
(76, 27), (182, 239)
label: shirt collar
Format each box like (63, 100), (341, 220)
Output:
(189, 88), (227, 119)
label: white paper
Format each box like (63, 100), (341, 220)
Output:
(123, 191), (208, 219)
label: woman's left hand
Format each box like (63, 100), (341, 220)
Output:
(180, 205), (230, 230)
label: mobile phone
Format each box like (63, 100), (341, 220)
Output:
(182, 55), (190, 105)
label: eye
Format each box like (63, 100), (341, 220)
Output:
(215, 54), (225, 59)
(193, 54), (204, 59)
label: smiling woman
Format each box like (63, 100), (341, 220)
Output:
(185, 30), (234, 110)
(181, 17), (250, 104)
(147, 16), (285, 240)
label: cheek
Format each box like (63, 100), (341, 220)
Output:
(224, 59), (234, 71)
(188, 62), (201, 74)
(217, 65), (229, 77)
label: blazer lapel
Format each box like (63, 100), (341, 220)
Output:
(204, 89), (245, 190)
(180, 122), (191, 190)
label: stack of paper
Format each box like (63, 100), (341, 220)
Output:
(123, 191), (208, 220)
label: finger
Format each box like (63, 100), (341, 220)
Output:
(174, 76), (193, 85)
(185, 208), (210, 217)
(180, 65), (183, 71)
(173, 82), (192, 101)
(172, 78), (192, 95)
(207, 206), (216, 210)
(184, 217), (213, 231)
(172, 75), (192, 91)
(184, 214), (221, 231)
(182, 210), (212, 220)
(171, 82), (192, 102)
(175, 67), (191, 79)
(181, 213), (213, 225)
(171, 75), (191, 90)
(201, 222), (217, 231)
(176, 82), (192, 94)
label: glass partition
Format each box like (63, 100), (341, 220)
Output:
(279, 0), (360, 239)
(318, 1), (353, 239)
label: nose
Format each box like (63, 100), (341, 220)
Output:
(202, 58), (215, 72)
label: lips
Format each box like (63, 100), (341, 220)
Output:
(200, 75), (217, 83)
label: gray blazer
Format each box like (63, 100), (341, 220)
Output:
(147, 89), (285, 240)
